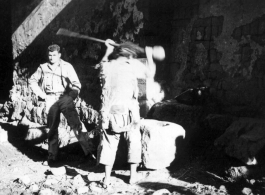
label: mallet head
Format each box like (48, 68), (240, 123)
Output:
(152, 46), (165, 61)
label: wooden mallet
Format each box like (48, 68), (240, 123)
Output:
(56, 28), (165, 61)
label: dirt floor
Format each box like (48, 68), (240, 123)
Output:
(0, 119), (265, 195)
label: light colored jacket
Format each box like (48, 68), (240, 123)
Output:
(98, 58), (143, 129)
(29, 59), (81, 98)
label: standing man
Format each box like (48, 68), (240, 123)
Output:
(29, 44), (93, 166)
(97, 39), (156, 188)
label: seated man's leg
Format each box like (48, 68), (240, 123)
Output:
(73, 122), (96, 158)
(58, 95), (92, 156)
(58, 95), (81, 130)
(47, 101), (61, 161)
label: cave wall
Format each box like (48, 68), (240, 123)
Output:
(170, 0), (265, 117)
(11, 0), (265, 118)
(11, 0), (172, 111)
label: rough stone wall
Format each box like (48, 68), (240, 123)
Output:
(11, 0), (265, 119)
(170, 0), (265, 117)
(11, 0), (147, 111)
(8, 0), (175, 132)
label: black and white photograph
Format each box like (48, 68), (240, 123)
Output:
(0, 0), (265, 194)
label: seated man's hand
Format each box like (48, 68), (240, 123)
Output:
(69, 90), (79, 100)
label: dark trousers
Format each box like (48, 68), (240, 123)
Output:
(47, 94), (82, 160)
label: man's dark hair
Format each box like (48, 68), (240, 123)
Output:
(47, 44), (60, 53)
(112, 42), (143, 59)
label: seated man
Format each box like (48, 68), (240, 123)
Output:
(29, 44), (94, 166)
(97, 39), (156, 187)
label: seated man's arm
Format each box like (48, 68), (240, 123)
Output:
(28, 66), (47, 100)
(66, 64), (81, 99)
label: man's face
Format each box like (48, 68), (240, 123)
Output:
(48, 51), (61, 64)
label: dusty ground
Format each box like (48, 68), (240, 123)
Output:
(0, 120), (265, 195)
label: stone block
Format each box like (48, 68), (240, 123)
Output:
(251, 35), (263, 45)
(210, 63), (222, 72)
(190, 28), (197, 41)
(196, 27), (205, 41)
(184, 6), (193, 18)
(204, 26), (211, 41)
(192, 5), (199, 16)
(208, 71), (218, 80)
(193, 18), (205, 27)
(210, 41), (215, 49)
(216, 51), (222, 61)
(233, 27), (242, 41)
(217, 26), (223, 36)
(242, 46), (251, 62)
(243, 61), (251, 70)
(205, 17), (212, 27)
(50, 167), (66, 176)
(172, 19), (190, 28)
(242, 24), (250, 35)
(209, 49), (217, 63)
(173, 10), (180, 20)
(204, 114), (237, 138)
(140, 119), (185, 169)
(215, 118), (265, 164)
(258, 20), (265, 34)
(178, 8), (185, 19)
(182, 0), (194, 6)
(146, 100), (208, 143)
(211, 26), (219, 39)
(211, 16), (223, 26)
(250, 20), (259, 35)
(201, 41), (210, 50)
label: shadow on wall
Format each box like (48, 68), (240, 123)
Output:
(11, 0), (43, 34)
(0, 0), (12, 100)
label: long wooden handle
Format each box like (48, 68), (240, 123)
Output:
(56, 28), (120, 47)
(56, 28), (157, 57)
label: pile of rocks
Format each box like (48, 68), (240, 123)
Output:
(0, 83), (99, 149)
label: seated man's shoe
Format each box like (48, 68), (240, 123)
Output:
(43, 159), (59, 167)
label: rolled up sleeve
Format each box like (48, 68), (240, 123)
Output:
(28, 67), (46, 98)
